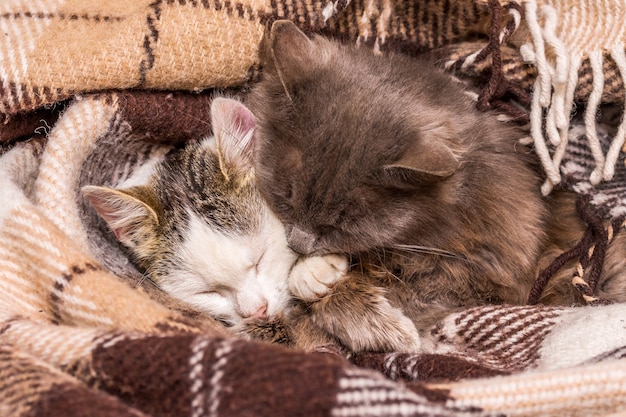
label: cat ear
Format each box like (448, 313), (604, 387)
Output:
(264, 20), (325, 95)
(81, 185), (159, 250)
(211, 97), (256, 175)
(382, 139), (460, 188)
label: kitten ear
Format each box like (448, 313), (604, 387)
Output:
(211, 97), (256, 174)
(264, 20), (325, 94)
(82, 185), (159, 250)
(382, 139), (460, 188)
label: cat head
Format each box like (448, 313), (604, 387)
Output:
(249, 21), (465, 256)
(83, 98), (297, 325)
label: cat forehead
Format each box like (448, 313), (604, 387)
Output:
(157, 144), (266, 233)
(183, 213), (257, 265)
(177, 210), (290, 280)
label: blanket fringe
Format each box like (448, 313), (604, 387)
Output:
(518, 0), (626, 195)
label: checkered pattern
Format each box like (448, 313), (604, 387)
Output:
(2, 0), (626, 416)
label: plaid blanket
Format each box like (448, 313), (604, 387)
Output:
(2, 1), (626, 416)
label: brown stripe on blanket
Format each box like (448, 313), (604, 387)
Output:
(0, 81), (67, 117)
(432, 305), (564, 373)
(439, 42), (626, 108)
(262, 0), (337, 32)
(49, 263), (100, 325)
(0, 11), (127, 22)
(115, 90), (229, 144)
(322, 0), (491, 55)
(0, 106), (64, 147)
(185, 0), (264, 22)
(351, 352), (509, 383)
(90, 334), (344, 417)
(0, 346), (148, 417)
(138, 1), (161, 87)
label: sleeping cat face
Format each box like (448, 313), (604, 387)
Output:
(248, 21), (472, 256)
(83, 98), (298, 326)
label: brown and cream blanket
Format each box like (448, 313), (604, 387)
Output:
(2, 1), (626, 416)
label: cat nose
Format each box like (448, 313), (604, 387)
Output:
(249, 303), (268, 320)
(287, 226), (317, 255)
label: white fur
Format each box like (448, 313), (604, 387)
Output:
(158, 207), (351, 325)
(289, 254), (348, 301)
(160, 209), (298, 325)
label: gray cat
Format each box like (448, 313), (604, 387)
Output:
(243, 20), (626, 351)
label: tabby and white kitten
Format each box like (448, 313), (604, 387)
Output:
(245, 21), (626, 352)
(83, 98), (347, 327)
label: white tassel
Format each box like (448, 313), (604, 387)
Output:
(603, 46), (626, 181)
(531, 74), (562, 195)
(523, 0), (626, 192)
(524, 0), (552, 107)
(585, 50), (606, 185)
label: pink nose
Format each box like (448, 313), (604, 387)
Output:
(249, 303), (268, 319)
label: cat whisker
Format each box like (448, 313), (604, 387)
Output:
(179, 109), (212, 127)
(134, 271), (159, 289)
(390, 244), (465, 260)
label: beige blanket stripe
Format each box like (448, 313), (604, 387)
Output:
(0, 0), (270, 115)
(33, 95), (120, 246)
(436, 359), (626, 416)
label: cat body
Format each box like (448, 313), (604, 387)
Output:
(248, 21), (546, 308)
(244, 21), (626, 352)
(83, 98), (347, 326)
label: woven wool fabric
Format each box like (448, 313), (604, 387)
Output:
(0, 92), (625, 416)
(0, 0), (269, 115)
(2, 0), (626, 416)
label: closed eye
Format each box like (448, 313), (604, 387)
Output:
(247, 252), (266, 273)
(199, 284), (230, 297)
(256, 252), (265, 269)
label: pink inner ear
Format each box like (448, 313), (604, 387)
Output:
(112, 226), (129, 241)
(233, 105), (255, 134)
(85, 196), (128, 240)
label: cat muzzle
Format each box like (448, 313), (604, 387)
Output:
(287, 225), (318, 255)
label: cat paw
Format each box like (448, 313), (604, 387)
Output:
(334, 297), (422, 353)
(232, 317), (294, 346)
(289, 254), (349, 301)
(310, 277), (423, 353)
